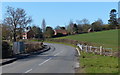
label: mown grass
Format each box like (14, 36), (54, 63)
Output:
(55, 29), (119, 51)
(80, 52), (118, 73)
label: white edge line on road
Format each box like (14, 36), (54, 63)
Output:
(25, 69), (32, 73)
(38, 50), (63, 66)
(2, 62), (17, 68)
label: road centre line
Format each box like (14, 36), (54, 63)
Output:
(38, 58), (52, 66)
(39, 50), (63, 66)
(24, 50), (63, 73)
(54, 51), (63, 56)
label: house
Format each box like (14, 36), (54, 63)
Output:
(22, 32), (27, 39)
(22, 30), (35, 39)
(54, 29), (68, 36)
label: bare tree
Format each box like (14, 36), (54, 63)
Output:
(76, 19), (90, 33)
(68, 20), (74, 34)
(81, 18), (90, 25)
(3, 6), (32, 42)
(55, 25), (61, 30)
(97, 18), (103, 25)
(2, 24), (13, 40)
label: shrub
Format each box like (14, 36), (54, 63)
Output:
(2, 41), (12, 58)
(25, 42), (44, 53)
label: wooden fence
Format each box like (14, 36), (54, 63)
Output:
(77, 43), (113, 56)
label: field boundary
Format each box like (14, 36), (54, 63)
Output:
(77, 43), (113, 56)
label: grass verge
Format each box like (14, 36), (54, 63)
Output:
(79, 51), (118, 73)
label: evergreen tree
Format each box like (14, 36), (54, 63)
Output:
(108, 9), (118, 29)
(41, 19), (46, 33)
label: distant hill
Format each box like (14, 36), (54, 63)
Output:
(55, 29), (119, 51)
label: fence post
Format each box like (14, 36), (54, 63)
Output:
(86, 45), (88, 52)
(76, 48), (81, 56)
(100, 46), (102, 55)
(80, 44), (83, 51)
(95, 48), (97, 53)
(110, 49), (112, 56)
(90, 46), (92, 52)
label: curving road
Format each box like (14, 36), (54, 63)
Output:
(2, 43), (78, 73)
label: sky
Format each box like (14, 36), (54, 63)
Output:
(1, 2), (118, 28)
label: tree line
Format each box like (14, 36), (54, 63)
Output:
(1, 7), (120, 42)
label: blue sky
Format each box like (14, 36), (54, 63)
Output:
(1, 2), (118, 28)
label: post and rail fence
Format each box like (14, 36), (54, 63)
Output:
(76, 43), (113, 56)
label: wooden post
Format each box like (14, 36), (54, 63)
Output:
(80, 45), (83, 51)
(95, 48), (97, 53)
(100, 46), (102, 55)
(86, 45), (88, 52)
(76, 48), (81, 56)
(111, 49), (112, 56)
(77, 44), (83, 51)
(90, 46), (92, 52)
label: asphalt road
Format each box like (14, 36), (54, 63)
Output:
(2, 43), (78, 73)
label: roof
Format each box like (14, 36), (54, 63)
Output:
(54, 29), (68, 35)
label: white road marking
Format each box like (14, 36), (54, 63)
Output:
(25, 69), (32, 73)
(38, 50), (63, 66)
(38, 58), (52, 66)
(54, 51), (63, 56)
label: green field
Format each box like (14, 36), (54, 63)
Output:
(55, 29), (119, 51)
(79, 52), (118, 73)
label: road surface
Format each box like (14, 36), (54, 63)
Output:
(2, 43), (78, 74)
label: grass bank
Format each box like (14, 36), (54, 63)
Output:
(55, 29), (119, 51)
(79, 52), (118, 73)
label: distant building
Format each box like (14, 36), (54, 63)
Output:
(54, 29), (68, 36)
(22, 30), (35, 39)
(22, 32), (27, 39)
